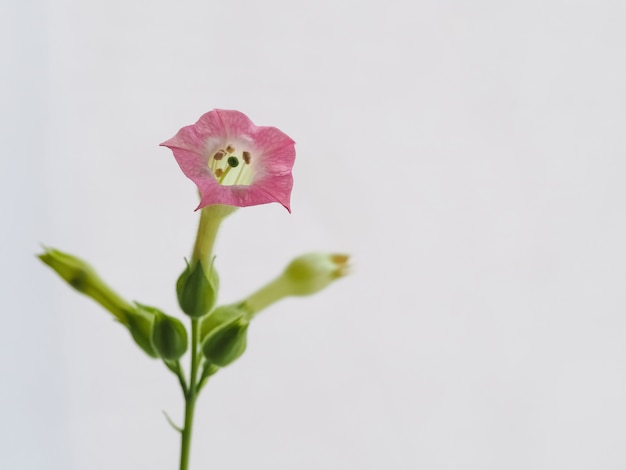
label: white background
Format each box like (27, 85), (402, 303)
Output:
(3, 0), (626, 469)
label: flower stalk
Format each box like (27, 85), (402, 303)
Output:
(179, 318), (201, 470)
(177, 204), (233, 469)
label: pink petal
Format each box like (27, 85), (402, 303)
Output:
(160, 110), (226, 154)
(162, 109), (296, 212)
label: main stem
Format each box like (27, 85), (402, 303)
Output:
(179, 318), (200, 470)
(180, 204), (235, 470)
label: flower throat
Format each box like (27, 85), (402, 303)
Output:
(209, 144), (253, 186)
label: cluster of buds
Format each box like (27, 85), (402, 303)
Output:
(198, 252), (350, 367)
(39, 246), (348, 369)
(38, 248), (161, 358)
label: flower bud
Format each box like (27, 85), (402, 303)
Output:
(283, 253), (350, 296)
(243, 253), (350, 315)
(199, 304), (248, 343)
(176, 259), (219, 318)
(38, 247), (161, 358)
(137, 303), (188, 361)
(201, 314), (249, 367)
(38, 247), (135, 321)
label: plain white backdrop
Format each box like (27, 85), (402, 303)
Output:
(3, 0), (626, 469)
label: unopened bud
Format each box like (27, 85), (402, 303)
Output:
(137, 303), (188, 361)
(38, 247), (134, 323)
(201, 314), (249, 367)
(283, 253), (350, 296)
(176, 259), (219, 318)
(199, 304), (248, 343)
(38, 247), (163, 358)
(243, 253), (350, 315)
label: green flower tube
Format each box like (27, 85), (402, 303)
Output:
(243, 253), (350, 316)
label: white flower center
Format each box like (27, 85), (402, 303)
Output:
(208, 144), (254, 186)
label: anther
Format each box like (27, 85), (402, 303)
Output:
(227, 156), (240, 168)
(213, 150), (225, 160)
(242, 151), (251, 164)
(226, 145), (235, 153)
(215, 168), (224, 177)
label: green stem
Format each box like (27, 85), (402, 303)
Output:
(180, 204), (234, 469)
(163, 360), (188, 395)
(175, 361), (188, 397)
(179, 319), (201, 470)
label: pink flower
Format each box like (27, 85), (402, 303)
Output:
(161, 109), (296, 212)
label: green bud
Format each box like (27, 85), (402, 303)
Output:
(176, 259), (219, 318)
(125, 307), (159, 358)
(38, 247), (162, 358)
(38, 247), (134, 323)
(199, 304), (248, 343)
(138, 303), (188, 361)
(283, 253), (350, 296)
(243, 253), (350, 315)
(201, 314), (249, 367)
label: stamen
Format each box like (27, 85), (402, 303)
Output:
(218, 165), (232, 184)
(209, 146), (253, 186)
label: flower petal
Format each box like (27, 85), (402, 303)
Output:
(162, 109), (296, 212)
(160, 110), (226, 154)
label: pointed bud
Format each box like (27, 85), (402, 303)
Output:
(176, 259), (219, 318)
(38, 247), (160, 358)
(243, 253), (350, 315)
(201, 314), (249, 367)
(38, 247), (134, 323)
(137, 303), (188, 361)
